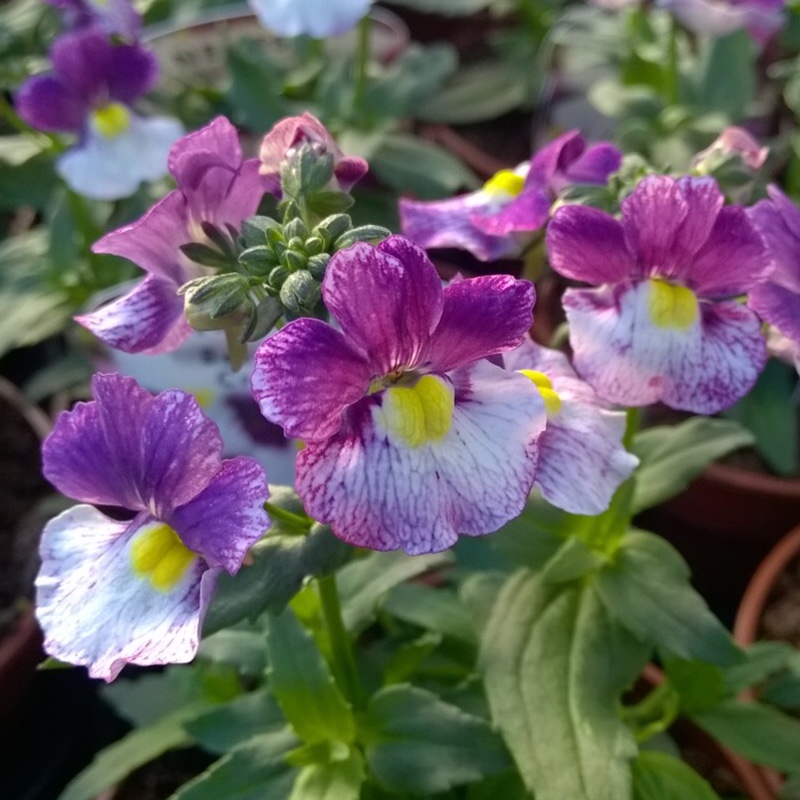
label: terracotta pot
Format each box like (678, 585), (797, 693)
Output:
(733, 524), (800, 798)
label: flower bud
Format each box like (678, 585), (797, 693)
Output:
(280, 270), (321, 315)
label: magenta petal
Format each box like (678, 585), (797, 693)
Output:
(750, 192), (800, 295)
(768, 184), (800, 244)
(749, 282), (800, 345)
(563, 142), (622, 185)
(547, 205), (638, 283)
(169, 116), (243, 182)
(527, 130), (584, 187)
(168, 457), (269, 573)
(43, 373), (153, 509)
(470, 190), (551, 236)
(251, 319), (372, 441)
(15, 75), (87, 134)
(424, 276), (535, 373)
(323, 238), (444, 374)
(140, 390), (224, 514)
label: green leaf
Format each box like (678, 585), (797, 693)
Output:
(541, 536), (605, 584)
(0, 152), (58, 210)
(265, 606), (355, 744)
(0, 134), (46, 165)
(168, 731), (298, 800)
(664, 660), (726, 715)
(632, 750), (721, 800)
(364, 684), (511, 794)
(288, 749), (365, 800)
(692, 700), (800, 772)
(480, 571), (648, 800)
(631, 418), (754, 513)
(596, 531), (740, 666)
(198, 630), (267, 675)
(203, 522), (350, 635)
(337, 550), (453, 635)
(723, 641), (796, 695)
(59, 705), (207, 800)
(693, 31), (755, 118)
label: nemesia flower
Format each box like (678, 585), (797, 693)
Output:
(504, 337), (639, 514)
(45, 0), (142, 39)
(76, 116), (267, 354)
(658, 0), (784, 44)
(15, 30), (182, 200)
(692, 126), (769, 174)
(251, 236), (547, 554)
(399, 130), (621, 261)
(259, 112), (368, 196)
(547, 175), (770, 413)
(747, 186), (800, 354)
(248, 0), (372, 38)
(37, 373), (269, 681)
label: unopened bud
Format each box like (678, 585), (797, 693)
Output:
(280, 270), (321, 315)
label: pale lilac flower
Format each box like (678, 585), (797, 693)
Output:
(659, 0), (784, 44)
(248, 0), (372, 38)
(15, 30), (182, 200)
(76, 116), (268, 355)
(399, 131), (621, 261)
(37, 373), (269, 681)
(45, 0), (142, 39)
(692, 126), (769, 174)
(259, 112), (368, 195)
(547, 175), (770, 413)
(747, 186), (800, 355)
(504, 337), (638, 514)
(251, 236), (546, 554)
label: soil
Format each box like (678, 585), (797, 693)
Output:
(104, 748), (216, 800)
(758, 554), (800, 648)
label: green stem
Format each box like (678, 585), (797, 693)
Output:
(664, 15), (680, 106)
(318, 573), (364, 710)
(264, 501), (313, 531)
(623, 407), (640, 451)
(352, 15), (371, 119)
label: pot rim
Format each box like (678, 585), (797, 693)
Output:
(705, 461), (800, 499)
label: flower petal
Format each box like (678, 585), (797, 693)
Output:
(749, 282), (800, 346)
(36, 505), (215, 681)
(563, 142), (622, 185)
(470, 189), (551, 237)
(323, 237), (444, 373)
(564, 282), (767, 413)
(15, 75), (87, 134)
(749, 191), (800, 294)
(247, 0), (372, 38)
(107, 43), (159, 105)
(251, 318), (372, 440)
(296, 361), (545, 554)
(169, 116), (243, 182)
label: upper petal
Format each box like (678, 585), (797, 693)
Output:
(247, 0), (372, 38)
(563, 142), (622, 185)
(470, 189), (551, 237)
(107, 43), (159, 105)
(169, 116), (243, 183)
(15, 75), (87, 134)
(323, 237), (444, 374)
(749, 190), (800, 294)
(749, 282), (800, 346)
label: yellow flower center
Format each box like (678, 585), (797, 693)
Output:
(91, 102), (131, 139)
(482, 169), (525, 198)
(381, 374), (454, 447)
(130, 523), (196, 592)
(647, 279), (699, 330)
(519, 369), (562, 416)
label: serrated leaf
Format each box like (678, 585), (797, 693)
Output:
(596, 531), (740, 666)
(631, 418), (754, 513)
(265, 606), (355, 744)
(480, 572), (648, 800)
(288, 749), (365, 800)
(365, 684), (511, 794)
(632, 750), (721, 800)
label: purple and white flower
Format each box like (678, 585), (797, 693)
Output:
(251, 236), (546, 554)
(399, 131), (621, 261)
(248, 0), (372, 38)
(37, 373), (269, 681)
(658, 0), (784, 44)
(45, 0), (142, 39)
(15, 30), (182, 200)
(504, 337), (638, 514)
(76, 116), (267, 355)
(747, 186), (800, 357)
(547, 175), (770, 413)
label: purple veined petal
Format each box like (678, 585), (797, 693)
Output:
(76, 274), (188, 355)
(749, 197), (800, 295)
(247, 0), (373, 39)
(50, 29), (113, 105)
(36, 505), (216, 681)
(296, 360), (544, 555)
(107, 43), (159, 105)
(563, 142), (622, 186)
(43, 373), (153, 509)
(423, 275), (535, 373)
(15, 75), (88, 134)
(526, 130), (585, 189)
(470, 189), (551, 237)
(398, 195), (518, 262)
(749, 282), (800, 346)
(688, 205), (771, 296)
(564, 282), (767, 413)
(168, 116), (244, 186)
(323, 238), (444, 374)
(167, 457), (269, 573)
(334, 156), (369, 193)
(139, 389), (225, 515)
(93, 189), (190, 285)
(547, 204), (638, 284)
(251, 318), (372, 441)
(767, 184), (800, 244)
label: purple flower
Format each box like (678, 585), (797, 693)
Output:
(692, 126), (769, 174)
(248, 0), (372, 38)
(658, 0), (784, 44)
(259, 112), (368, 195)
(251, 236), (546, 554)
(504, 337), (638, 514)
(399, 131), (622, 262)
(37, 373), (269, 681)
(76, 117), (268, 355)
(747, 185), (800, 354)
(15, 30), (182, 200)
(546, 175), (770, 413)
(45, 0), (142, 39)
